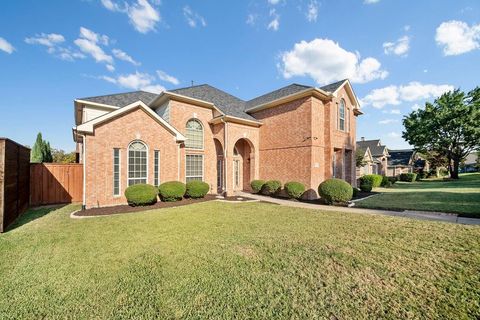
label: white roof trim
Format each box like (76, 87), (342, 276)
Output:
(74, 99), (120, 110)
(331, 79), (361, 109)
(76, 100), (186, 141)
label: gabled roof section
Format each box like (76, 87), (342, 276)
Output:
(319, 79), (348, 93)
(357, 139), (388, 157)
(75, 100), (185, 141)
(388, 149), (415, 166)
(168, 84), (257, 121)
(245, 84), (313, 109)
(77, 90), (158, 107)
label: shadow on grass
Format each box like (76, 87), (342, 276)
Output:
(6, 205), (66, 232)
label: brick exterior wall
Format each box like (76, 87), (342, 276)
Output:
(80, 85), (359, 207)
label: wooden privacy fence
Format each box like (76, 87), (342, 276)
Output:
(30, 163), (83, 206)
(0, 138), (30, 233)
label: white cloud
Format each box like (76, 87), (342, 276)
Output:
(103, 0), (160, 33)
(106, 64), (115, 72)
(100, 71), (165, 93)
(112, 48), (140, 66)
(390, 109), (401, 114)
(74, 27), (113, 64)
(306, 0), (319, 22)
(404, 25), (411, 32)
(435, 20), (480, 56)
(79, 27), (109, 45)
(157, 70), (179, 85)
(387, 132), (401, 138)
(383, 36), (410, 56)
(279, 38), (388, 85)
(183, 6), (206, 28)
(0, 37), (15, 54)
(128, 0), (160, 33)
(412, 103), (421, 111)
(57, 47), (86, 61)
(364, 0), (380, 4)
(362, 82), (454, 108)
(25, 33), (65, 47)
(379, 119), (398, 125)
(246, 14), (257, 26)
(268, 0), (281, 4)
(267, 9), (280, 31)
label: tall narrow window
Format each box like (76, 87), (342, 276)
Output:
(185, 119), (204, 149)
(339, 99), (346, 131)
(186, 154), (203, 182)
(113, 148), (120, 196)
(154, 150), (160, 186)
(128, 141), (148, 186)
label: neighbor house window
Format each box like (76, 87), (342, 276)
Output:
(339, 99), (346, 131)
(185, 119), (203, 149)
(186, 154), (203, 182)
(113, 148), (120, 196)
(154, 150), (160, 187)
(128, 141), (147, 186)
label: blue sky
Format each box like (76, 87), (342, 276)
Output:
(0, 0), (479, 151)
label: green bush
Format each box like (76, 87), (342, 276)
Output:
(318, 178), (353, 204)
(158, 181), (186, 202)
(359, 180), (373, 192)
(360, 174), (383, 188)
(250, 180), (266, 194)
(284, 181), (305, 199)
(124, 184), (158, 206)
(262, 180), (282, 196)
(352, 187), (360, 197)
(381, 175), (389, 187)
(399, 173), (417, 182)
(185, 181), (209, 198)
(388, 176), (398, 184)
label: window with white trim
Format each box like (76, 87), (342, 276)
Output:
(154, 150), (160, 187)
(185, 119), (203, 149)
(128, 141), (147, 186)
(339, 99), (346, 131)
(186, 154), (203, 182)
(113, 148), (120, 196)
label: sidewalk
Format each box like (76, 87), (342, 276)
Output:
(236, 192), (480, 225)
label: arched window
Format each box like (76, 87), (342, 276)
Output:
(339, 99), (346, 131)
(185, 119), (203, 149)
(128, 141), (148, 186)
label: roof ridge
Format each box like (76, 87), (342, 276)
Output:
(168, 83), (209, 92)
(78, 90), (156, 100)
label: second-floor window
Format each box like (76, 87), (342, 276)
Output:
(339, 99), (346, 131)
(185, 119), (203, 149)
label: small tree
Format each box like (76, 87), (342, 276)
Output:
(43, 142), (53, 163)
(355, 149), (367, 167)
(52, 149), (76, 163)
(403, 88), (480, 179)
(30, 133), (44, 163)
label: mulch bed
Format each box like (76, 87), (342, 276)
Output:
(74, 194), (218, 217)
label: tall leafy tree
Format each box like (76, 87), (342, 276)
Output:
(403, 88), (480, 179)
(30, 132), (44, 163)
(43, 142), (53, 163)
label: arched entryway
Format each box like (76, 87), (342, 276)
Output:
(214, 138), (224, 194)
(232, 138), (254, 191)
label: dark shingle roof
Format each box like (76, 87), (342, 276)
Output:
(319, 79), (347, 93)
(169, 84), (257, 121)
(388, 149), (414, 166)
(357, 139), (387, 157)
(245, 84), (313, 109)
(78, 91), (158, 107)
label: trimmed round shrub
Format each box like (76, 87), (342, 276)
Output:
(388, 176), (398, 184)
(399, 173), (417, 182)
(284, 181), (305, 199)
(250, 180), (266, 194)
(125, 184), (158, 206)
(262, 180), (282, 196)
(381, 175), (389, 187)
(352, 187), (360, 197)
(158, 181), (186, 202)
(359, 179), (373, 192)
(185, 180), (209, 198)
(318, 178), (353, 204)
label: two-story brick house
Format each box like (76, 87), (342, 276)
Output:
(73, 79), (362, 208)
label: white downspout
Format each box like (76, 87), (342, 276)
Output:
(82, 133), (86, 210)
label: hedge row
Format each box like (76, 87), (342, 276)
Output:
(125, 180), (210, 206)
(250, 180), (305, 199)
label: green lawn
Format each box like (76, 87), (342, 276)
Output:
(1, 202), (479, 319)
(356, 173), (480, 217)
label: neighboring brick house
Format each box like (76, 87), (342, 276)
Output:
(387, 149), (429, 176)
(73, 79), (362, 208)
(356, 138), (389, 176)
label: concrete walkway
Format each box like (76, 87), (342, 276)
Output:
(236, 192), (480, 225)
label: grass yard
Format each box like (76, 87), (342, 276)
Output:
(0, 202), (479, 319)
(356, 173), (480, 217)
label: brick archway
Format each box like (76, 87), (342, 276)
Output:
(232, 138), (254, 192)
